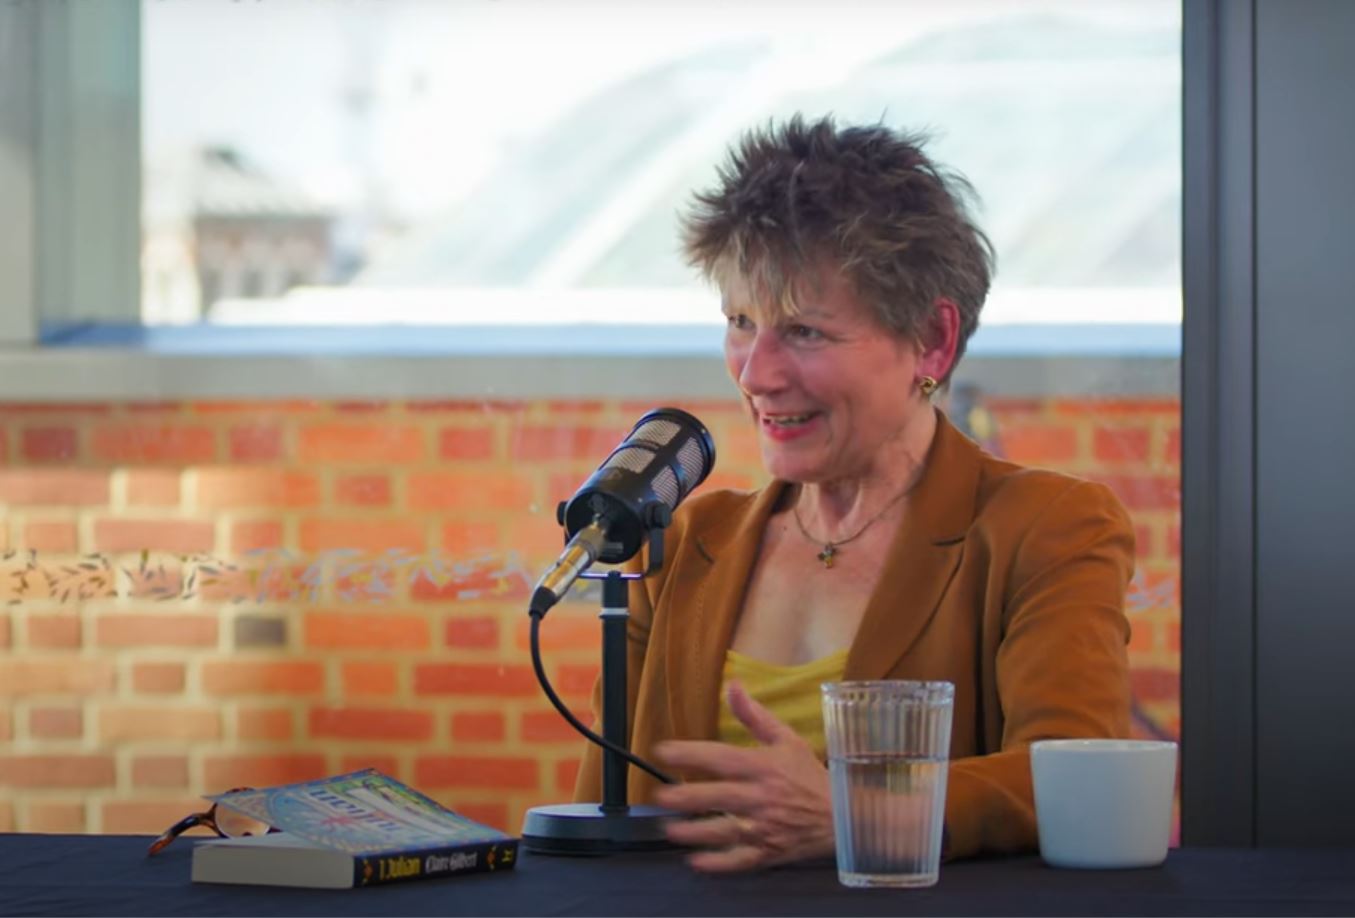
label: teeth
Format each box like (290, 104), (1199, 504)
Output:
(767, 413), (813, 426)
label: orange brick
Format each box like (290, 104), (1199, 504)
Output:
(89, 425), (216, 463)
(308, 707), (435, 742)
(0, 801), (10, 832)
(999, 423), (1080, 465)
(1167, 523), (1181, 559)
(334, 474), (392, 507)
(339, 755), (402, 778)
(99, 706), (220, 742)
(29, 707), (83, 739)
(510, 424), (632, 462)
(304, 611), (430, 651)
(28, 614), (82, 648)
(556, 758), (582, 795)
(335, 401), (389, 413)
(204, 661), (324, 696)
(229, 423), (284, 462)
(439, 522), (501, 558)
(132, 662), (186, 694)
(126, 402), (182, 413)
(414, 664), (538, 697)
(415, 756), (538, 790)
(96, 614), (217, 648)
(1164, 427), (1181, 466)
(194, 469), (321, 509)
(0, 755), (114, 788)
(125, 470), (181, 506)
(504, 518), (572, 563)
(1130, 667), (1179, 703)
(0, 402), (110, 415)
(1052, 398), (1177, 416)
(298, 424), (424, 464)
(0, 706), (10, 742)
(21, 427), (78, 463)
(515, 613), (598, 653)
(1164, 622), (1181, 654)
(22, 521), (78, 552)
(230, 520), (285, 554)
(341, 661), (398, 696)
(203, 755), (328, 791)
(132, 755), (189, 788)
(438, 427), (496, 461)
(445, 616), (499, 650)
(27, 801), (86, 833)
(237, 708), (295, 741)
(0, 616), (7, 649)
(102, 799), (207, 834)
(451, 711), (506, 743)
(0, 470), (109, 505)
(555, 664), (601, 697)
(1093, 427), (1152, 464)
(92, 519), (215, 554)
(0, 660), (115, 696)
(521, 710), (580, 743)
(298, 518), (425, 554)
(407, 471), (534, 513)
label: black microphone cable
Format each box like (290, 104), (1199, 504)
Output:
(527, 607), (675, 786)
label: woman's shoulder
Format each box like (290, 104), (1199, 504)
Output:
(971, 450), (1131, 537)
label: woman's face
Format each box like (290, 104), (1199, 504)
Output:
(722, 267), (928, 484)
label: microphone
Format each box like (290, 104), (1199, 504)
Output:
(528, 407), (716, 618)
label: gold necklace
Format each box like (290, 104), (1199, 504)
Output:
(790, 485), (913, 569)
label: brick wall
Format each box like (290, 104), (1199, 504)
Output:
(0, 396), (1178, 835)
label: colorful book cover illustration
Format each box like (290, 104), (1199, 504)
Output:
(205, 768), (517, 885)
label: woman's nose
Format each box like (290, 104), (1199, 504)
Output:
(736, 330), (786, 395)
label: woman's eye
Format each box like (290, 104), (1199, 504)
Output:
(726, 314), (752, 330)
(786, 324), (823, 340)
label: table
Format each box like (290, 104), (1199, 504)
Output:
(0, 834), (1352, 916)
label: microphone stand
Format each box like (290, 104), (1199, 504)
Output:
(520, 512), (675, 855)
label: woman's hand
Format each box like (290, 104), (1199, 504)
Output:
(653, 681), (836, 872)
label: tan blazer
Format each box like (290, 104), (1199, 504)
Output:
(573, 410), (1134, 859)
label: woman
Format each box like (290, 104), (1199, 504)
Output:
(573, 114), (1134, 869)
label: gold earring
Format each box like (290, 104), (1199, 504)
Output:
(918, 376), (939, 396)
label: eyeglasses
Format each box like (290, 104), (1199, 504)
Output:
(146, 787), (275, 857)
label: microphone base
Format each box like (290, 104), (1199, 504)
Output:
(520, 803), (677, 856)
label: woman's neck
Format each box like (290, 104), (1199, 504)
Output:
(796, 406), (937, 538)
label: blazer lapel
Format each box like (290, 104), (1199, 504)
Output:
(845, 410), (982, 680)
(664, 484), (786, 742)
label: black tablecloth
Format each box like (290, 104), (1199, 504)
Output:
(0, 834), (1352, 916)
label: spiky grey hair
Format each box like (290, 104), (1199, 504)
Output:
(681, 114), (994, 379)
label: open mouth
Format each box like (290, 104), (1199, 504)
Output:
(761, 411), (820, 429)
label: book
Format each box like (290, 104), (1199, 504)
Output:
(190, 768), (519, 889)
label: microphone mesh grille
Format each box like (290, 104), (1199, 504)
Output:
(651, 467), (680, 509)
(602, 446), (654, 475)
(628, 418), (680, 446)
(675, 438), (707, 497)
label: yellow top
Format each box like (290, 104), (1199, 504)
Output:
(716, 648), (849, 761)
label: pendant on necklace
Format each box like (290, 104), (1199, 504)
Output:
(817, 544), (838, 568)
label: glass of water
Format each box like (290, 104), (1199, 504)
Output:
(821, 680), (955, 888)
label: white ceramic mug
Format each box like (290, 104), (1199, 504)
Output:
(1030, 738), (1177, 869)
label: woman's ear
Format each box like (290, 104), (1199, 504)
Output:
(917, 297), (961, 383)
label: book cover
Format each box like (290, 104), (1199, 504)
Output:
(191, 768), (518, 888)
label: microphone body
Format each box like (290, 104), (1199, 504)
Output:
(528, 408), (715, 617)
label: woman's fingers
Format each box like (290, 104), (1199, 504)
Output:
(663, 812), (746, 848)
(654, 740), (765, 779)
(655, 779), (763, 815)
(726, 681), (798, 746)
